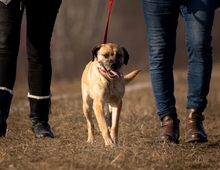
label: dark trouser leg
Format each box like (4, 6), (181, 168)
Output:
(0, 1), (22, 90)
(142, 0), (180, 143)
(181, 0), (214, 143)
(26, 0), (62, 96)
(0, 1), (23, 137)
(25, 0), (62, 138)
(0, 89), (13, 137)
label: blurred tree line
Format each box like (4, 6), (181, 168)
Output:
(17, 0), (220, 82)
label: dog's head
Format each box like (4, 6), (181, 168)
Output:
(91, 43), (129, 79)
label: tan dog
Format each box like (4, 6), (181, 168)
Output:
(81, 43), (140, 146)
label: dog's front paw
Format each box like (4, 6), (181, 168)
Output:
(110, 132), (118, 145)
(87, 138), (95, 144)
(112, 139), (118, 146)
(104, 138), (116, 146)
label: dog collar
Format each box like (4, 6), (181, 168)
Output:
(98, 66), (122, 79)
(98, 67), (107, 74)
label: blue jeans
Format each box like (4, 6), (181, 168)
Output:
(142, 0), (215, 120)
(0, 0), (62, 96)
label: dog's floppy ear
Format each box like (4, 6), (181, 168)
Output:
(122, 47), (129, 65)
(91, 45), (102, 61)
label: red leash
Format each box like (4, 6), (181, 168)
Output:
(102, 0), (114, 44)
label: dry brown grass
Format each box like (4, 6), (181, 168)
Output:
(1, 64), (220, 170)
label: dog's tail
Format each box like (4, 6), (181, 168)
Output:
(124, 70), (140, 85)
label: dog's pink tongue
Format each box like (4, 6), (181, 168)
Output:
(110, 70), (122, 78)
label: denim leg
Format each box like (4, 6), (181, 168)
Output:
(0, 1), (23, 89)
(26, 0), (62, 96)
(142, 0), (180, 120)
(180, 0), (215, 111)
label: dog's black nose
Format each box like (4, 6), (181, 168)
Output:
(109, 61), (118, 69)
(110, 63), (117, 69)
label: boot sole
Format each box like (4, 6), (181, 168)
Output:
(185, 137), (208, 143)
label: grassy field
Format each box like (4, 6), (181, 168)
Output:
(1, 65), (220, 170)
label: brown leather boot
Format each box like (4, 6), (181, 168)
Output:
(185, 109), (207, 143)
(157, 115), (180, 143)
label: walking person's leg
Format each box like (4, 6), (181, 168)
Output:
(180, 0), (215, 142)
(0, 0), (23, 137)
(142, 0), (180, 143)
(25, 0), (62, 138)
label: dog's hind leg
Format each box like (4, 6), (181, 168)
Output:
(82, 90), (95, 144)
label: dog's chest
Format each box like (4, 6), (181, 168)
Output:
(105, 82), (125, 102)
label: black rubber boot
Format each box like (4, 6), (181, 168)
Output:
(29, 97), (54, 138)
(0, 90), (12, 137)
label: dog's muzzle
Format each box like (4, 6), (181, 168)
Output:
(98, 64), (122, 79)
(108, 69), (122, 79)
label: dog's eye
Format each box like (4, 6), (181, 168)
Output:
(102, 54), (108, 58)
(116, 53), (122, 59)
